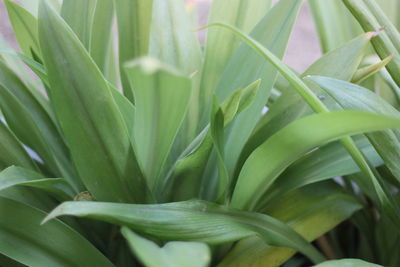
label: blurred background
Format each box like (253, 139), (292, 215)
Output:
(0, 0), (321, 73)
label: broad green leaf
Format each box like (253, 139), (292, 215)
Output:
(114, 0), (153, 102)
(314, 259), (383, 267)
(200, 0), (271, 112)
(220, 182), (362, 267)
(125, 57), (191, 190)
(4, 0), (41, 59)
(149, 0), (203, 149)
(60, 0), (97, 49)
(121, 227), (211, 267)
(309, 0), (361, 53)
(232, 110), (400, 210)
(44, 200), (324, 263)
(261, 136), (383, 206)
(0, 166), (73, 200)
(38, 1), (147, 203)
(213, 0), (302, 176)
(343, 0), (400, 88)
(352, 55), (393, 84)
(0, 60), (82, 191)
(308, 76), (400, 183)
(90, 0), (115, 80)
(0, 197), (113, 267)
(0, 120), (37, 171)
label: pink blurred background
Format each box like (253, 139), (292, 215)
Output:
(0, 0), (322, 72)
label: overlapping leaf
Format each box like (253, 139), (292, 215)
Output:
(38, 1), (146, 202)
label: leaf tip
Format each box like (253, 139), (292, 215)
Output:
(366, 26), (385, 39)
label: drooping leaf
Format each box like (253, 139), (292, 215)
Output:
(220, 182), (362, 267)
(44, 200), (324, 263)
(232, 110), (400, 210)
(114, 0), (154, 102)
(121, 227), (211, 267)
(124, 57), (191, 191)
(0, 197), (114, 267)
(38, 1), (147, 203)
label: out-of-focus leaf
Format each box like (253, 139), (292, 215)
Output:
(121, 227), (211, 267)
(352, 55), (393, 84)
(309, 0), (361, 53)
(38, 1), (147, 203)
(209, 0), (302, 178)
(125, 57), (191, 191)
(0, 197), (114, 267)
(0, 60), (81, 191)
(220, 182), (362, 267)
(150, 0), (203, 150)
(200, 0), (271, 113)
(363, 0), (400, 53)
(44, 200), (324, 263)
(343, 0), (400, 88)
(114, 0), (153, 102)
(0, 166), (73, 200)
(313, 259), (383, 267)
(232, 110), (400, 210)
(4, 0), (41, 59)
(60, 0), (96, 49)
(90, 0), (115, 80)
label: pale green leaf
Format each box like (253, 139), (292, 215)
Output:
(121, 227), (211, 267)
(314, 259), (383, 267)
(124, 57), (191, 191)
(114, 0), (153, 102)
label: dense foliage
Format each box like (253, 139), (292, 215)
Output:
(0, 0), (399, 266)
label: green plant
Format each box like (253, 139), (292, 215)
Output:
(0, 0), (399, 266)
